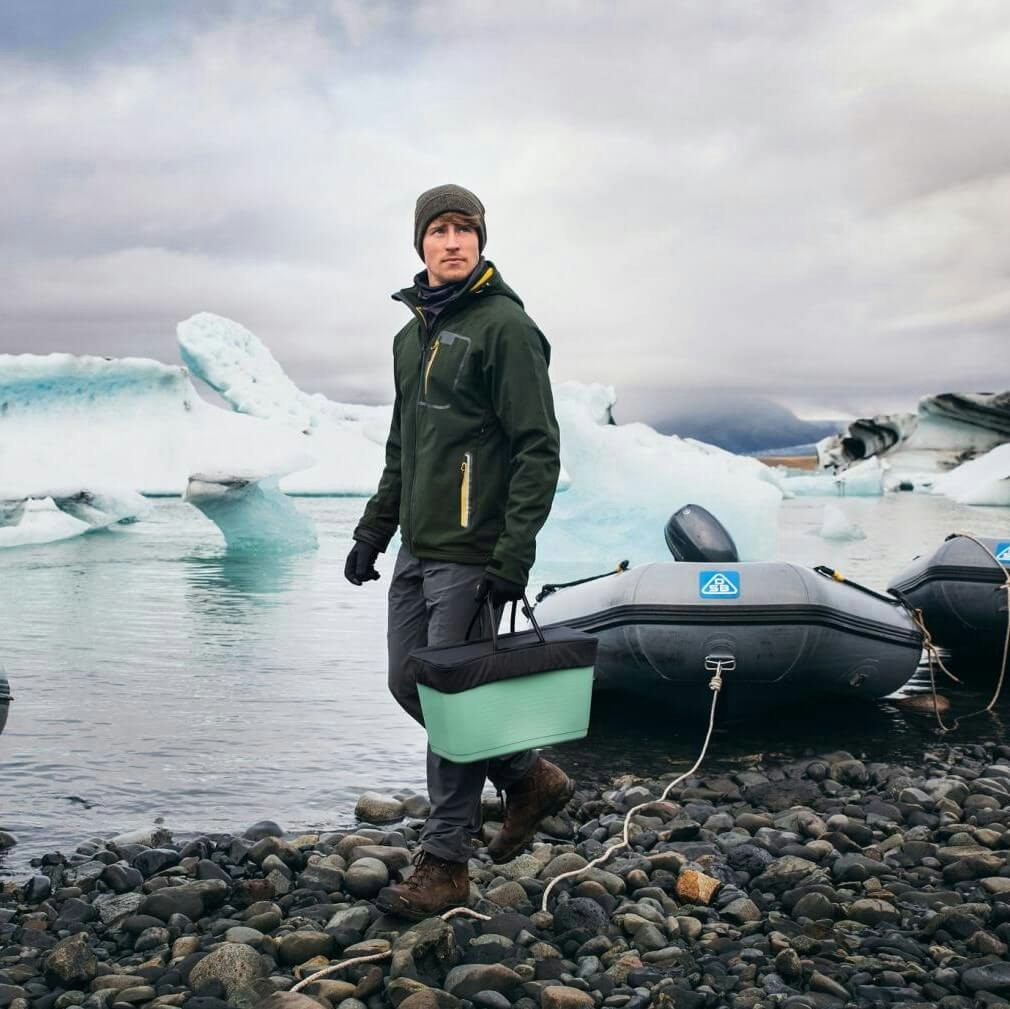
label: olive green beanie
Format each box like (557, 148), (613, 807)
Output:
(414, 184), (487, 259)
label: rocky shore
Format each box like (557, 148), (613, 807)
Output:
(3, 742), (1010, 1009)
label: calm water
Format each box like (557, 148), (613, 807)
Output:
(1, 493), (1007, 876)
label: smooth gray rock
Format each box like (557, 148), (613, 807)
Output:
(846, 898), (899, 926)
(354, 792), (405, 824)
(344, 857), (389, 898)
(962, 963), (1010, 994)
(325, 905), (373, 932)
(139, 879), (228, 921)
(189, 942), (268, 1009)
(23, 876), (52, 903)
(244, 820), (284, 841)
(276, 930), (334, 966)
(444, 964), (522, 998)
(791, 891), (835, 920)
(132, 848), (180, 877)
(225, 926), (266, 945)
(721, 897), (761, 924)
(752, 856), (825, 894)
(345, 845), (411, 871)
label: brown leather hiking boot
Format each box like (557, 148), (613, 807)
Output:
(488, 757), (575, 864)
(374, 850), (470, 920)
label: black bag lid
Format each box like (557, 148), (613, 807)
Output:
(407, 624), (598, 695)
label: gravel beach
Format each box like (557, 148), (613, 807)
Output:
(4, 742), (1010, 1009)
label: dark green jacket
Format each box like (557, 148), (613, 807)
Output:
(354, 261), (560, 585)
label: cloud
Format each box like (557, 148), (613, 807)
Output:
(1, 1), (1007, 419)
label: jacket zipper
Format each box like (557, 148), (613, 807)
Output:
(405, 306), (427, 553)
(460, 451), (473, 528)
(423, 340), (441, 397)
(396, 289), (482, 554)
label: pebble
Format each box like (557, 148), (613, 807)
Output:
(6, 742), (1010, 1009)
(188, 941), (267, 1007)
(353, 792), (406, 824)
(344, 856), (390, 898)
(674, 868), (720, 905)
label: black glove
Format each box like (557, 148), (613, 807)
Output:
(344, 540), (381, 585)
(475, 571), (526, 607)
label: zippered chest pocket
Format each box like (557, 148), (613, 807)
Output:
(420, 331), (473, 409)
(459, 451), (474, 528)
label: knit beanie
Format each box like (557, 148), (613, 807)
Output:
(414, 184), (486, 258)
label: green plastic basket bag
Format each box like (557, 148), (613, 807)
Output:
(407, 596), (598, 762)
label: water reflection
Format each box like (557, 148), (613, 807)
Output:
(1, 496), (1007, 878)
(182, 552), (303, 599)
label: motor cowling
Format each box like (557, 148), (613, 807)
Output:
(665, 504), (739, 562)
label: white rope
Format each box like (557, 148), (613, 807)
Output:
(291, 882), (495, 992)
(290, 950), (393, 992)
(295, 664), (728, 988)
(540, 662), (726, 914)
(290, 904), (494, 992)
(918, 532), (1010, 734)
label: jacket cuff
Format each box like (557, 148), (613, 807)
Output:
(487, 555), (528, 587)
(353, 524), (392, 553)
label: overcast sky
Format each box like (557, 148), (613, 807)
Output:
(1, 1), (1007, 422)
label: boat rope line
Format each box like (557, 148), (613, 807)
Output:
(925, 537), (1010, 735)
(295, 540), (1004, 972)
(289, 657), (726, 987)
(290, 902), (497, 992)
(539, 657), (729, 914)
(535, 560), (630, 603)
(887, 533), (1010, 734)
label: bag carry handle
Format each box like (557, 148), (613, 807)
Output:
(464, 593), (546, 651)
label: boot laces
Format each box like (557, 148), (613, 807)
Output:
(405, 850), (451, 891)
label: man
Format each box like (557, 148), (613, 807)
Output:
(344, 184), (573, 919)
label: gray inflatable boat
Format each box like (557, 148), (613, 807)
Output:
(888, 535), (1010, 684)
(533, 560), (923, 714)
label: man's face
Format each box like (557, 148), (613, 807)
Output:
(422, 215), (480, 287)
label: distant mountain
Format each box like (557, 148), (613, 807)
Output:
(647, 394), (842, 455)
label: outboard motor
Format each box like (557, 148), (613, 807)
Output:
(665, 504), (739, 562)
(0, 670), (11, 736)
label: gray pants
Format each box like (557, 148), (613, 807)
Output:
(387, 546), (536, 862)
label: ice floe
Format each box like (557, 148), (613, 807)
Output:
(934, 443), (1010, 507)
(184, 473), (318, 553)
(818, 504), (867, 542)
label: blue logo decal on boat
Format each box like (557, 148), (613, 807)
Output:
(699, 571), (740, 598)
(996, 541), (1010, 563)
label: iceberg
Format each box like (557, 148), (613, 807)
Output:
(816, 391), (1010, 479)
(184, 473), (318, 553)
(781, 457), (886, 498)
(818, 504), (867, 542)
(0, 491), (148, 550)
(537, 383), (783, 562)
(0, 499), (26, 528)
(0, 353), (315, 498)
(177, 313), (390, 495)
(934, 443), (1010, 506)
(179, 315), (781, 560)
(52, 489), (150, 526)
(1, 316), (784, 561)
